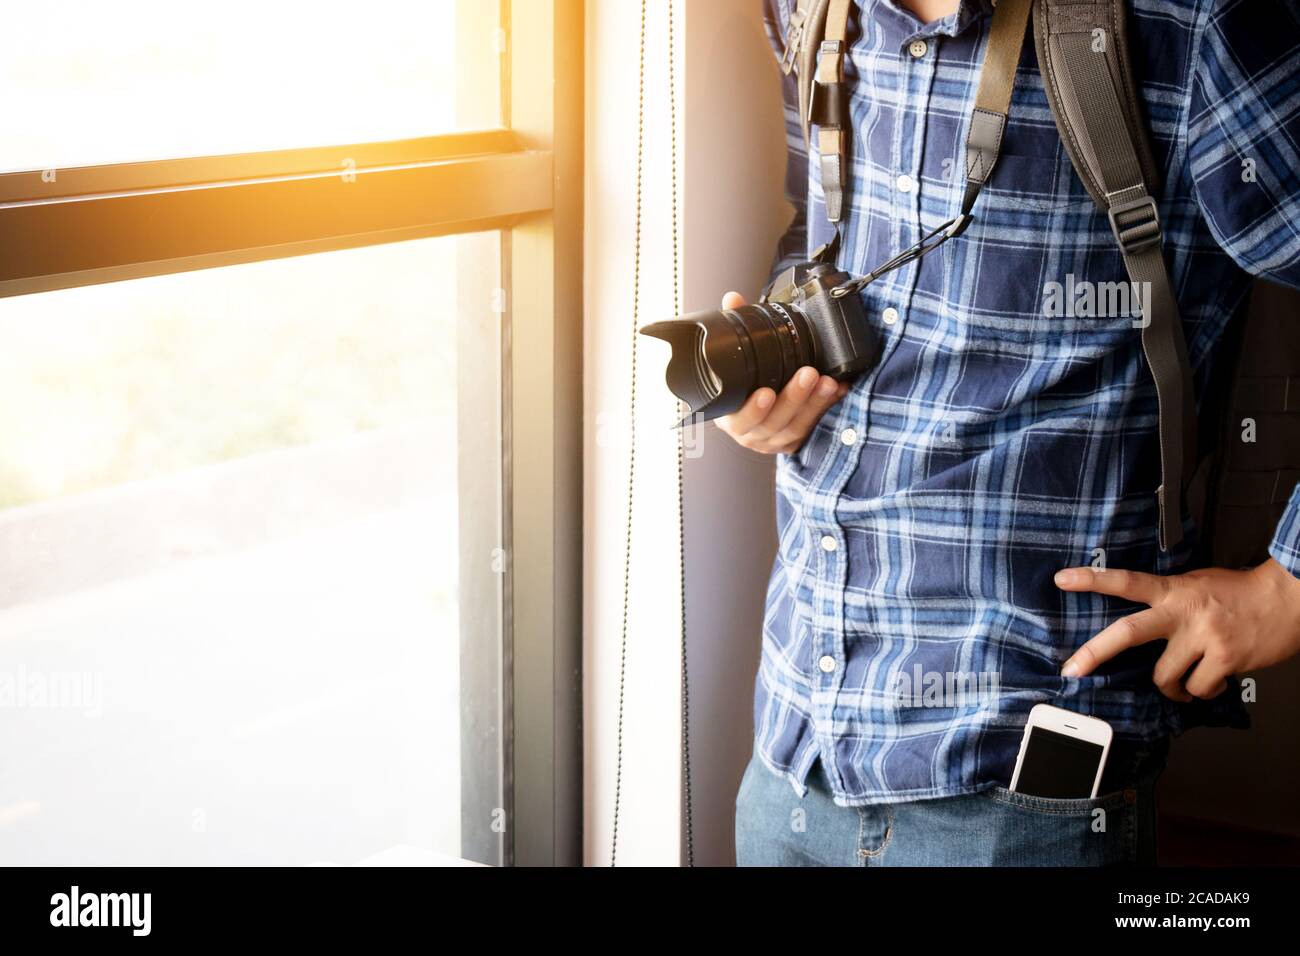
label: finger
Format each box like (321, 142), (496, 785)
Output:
(1150, 640), (1201, 703)
(1053, 566), (1171, 606)
(1183, 657), (1230, 700)
(747, 367), (821, 441)
(770, 375), (843, 447)
(717, 387), (775, 437)
(721, 291), (746, 310)
(1061, 605), (1176, 678)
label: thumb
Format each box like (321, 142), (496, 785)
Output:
(721, 291), (746, 309)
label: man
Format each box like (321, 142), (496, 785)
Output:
(727, 0), (1300, 865)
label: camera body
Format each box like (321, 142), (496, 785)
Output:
(760, 260), (878, 380)
(640, 258), (879, 424)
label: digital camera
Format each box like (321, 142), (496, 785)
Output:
(640, 259), (879, 424)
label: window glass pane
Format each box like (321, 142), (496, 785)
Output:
(1, 0), (502, 171)
(0, 234), (506, 865)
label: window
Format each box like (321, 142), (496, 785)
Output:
(0, 0), (581, 866)
(0, 0), (502, 170)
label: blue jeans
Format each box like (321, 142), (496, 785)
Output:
(735, 740), (1167, 867)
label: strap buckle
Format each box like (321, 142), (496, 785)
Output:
(815, 39), (844, 84)
(1108, 194), (1162, 256)
(809, 40), (843, 122)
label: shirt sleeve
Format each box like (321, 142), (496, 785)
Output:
(1186, 0), (1300, 287)
(762, 0), (810, 286)
(1270, 484), (1300, 576)
(1186, 0), (1300, 576)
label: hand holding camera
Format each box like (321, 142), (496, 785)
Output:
(713, 291), (849, 456)
(641, 256), (879, 456)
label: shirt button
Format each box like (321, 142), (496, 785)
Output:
(818, 655), (837, 674)
(895, 173), (915, 193)
(820, 535), (838, 552)
(840, 427), (858, 445)
(909, 39), (929, 58)
(882, 307), (900, 325)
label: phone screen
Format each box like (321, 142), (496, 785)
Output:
(1014, 726), (1104, 799)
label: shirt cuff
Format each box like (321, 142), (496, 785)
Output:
(1268, 482), (1300, 579)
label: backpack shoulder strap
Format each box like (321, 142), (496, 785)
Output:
(781, 0), (829, 147)
(1034, 0), (1161, 203)
(1033, 0), (1196, 551)
(787, 0), (854, 222)
(782, 0), (853, 221)
(814, 0), (854, 222)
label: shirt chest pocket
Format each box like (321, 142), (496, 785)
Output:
(978, 145), (1097, 212)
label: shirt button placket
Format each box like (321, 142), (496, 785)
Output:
(816, 529), (842, 740)
(881, 32), (932, 355)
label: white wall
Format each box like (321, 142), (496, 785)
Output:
(583, 0), (791, 866)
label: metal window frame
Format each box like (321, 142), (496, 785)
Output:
(0, 131), (552, 297)
(506, 0), (584, 869)
(0, 0), (582, 866)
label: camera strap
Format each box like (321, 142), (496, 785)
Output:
(959, 0), (1035, 223)
(810, 0), (1033, 292)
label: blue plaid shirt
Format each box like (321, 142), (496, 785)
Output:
(755, 0), (1300, 805)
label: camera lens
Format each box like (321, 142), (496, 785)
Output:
(640, 303), (816, 424)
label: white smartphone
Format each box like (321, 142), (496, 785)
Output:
(1009, 704), (1113, 799)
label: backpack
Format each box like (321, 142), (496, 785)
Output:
(780, 0), (1300, 568)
